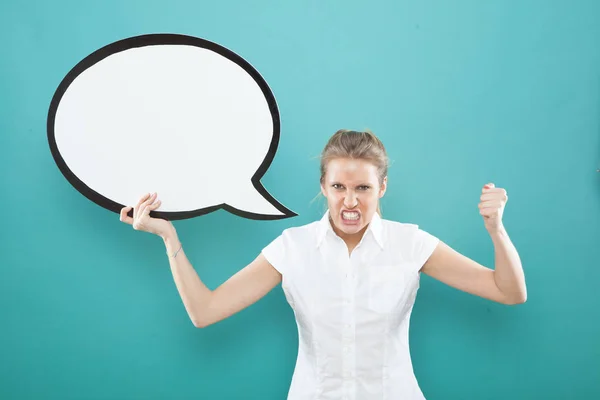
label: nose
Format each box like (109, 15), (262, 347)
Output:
(343, 191), (358, 209)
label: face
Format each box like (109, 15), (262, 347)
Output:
(320, 158), (387, 242)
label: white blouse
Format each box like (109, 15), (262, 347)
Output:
(262, 210), (439, 400)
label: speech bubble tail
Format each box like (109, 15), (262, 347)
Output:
(223, 182), (297, 220)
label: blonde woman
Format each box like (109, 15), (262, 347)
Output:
(120, 129), (527, 400)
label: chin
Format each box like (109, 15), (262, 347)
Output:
(340, 226), (365, 236)
(332, 213), (367, 235)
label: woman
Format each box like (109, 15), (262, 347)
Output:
(120, 129), (527, 399)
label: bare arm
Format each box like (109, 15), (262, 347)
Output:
(120, 193), (282, 329)
(420, 182), (527, 305)
(163, 227), (282, 328)
(489, 227), (527, 303)
(421, 227), (526, 305)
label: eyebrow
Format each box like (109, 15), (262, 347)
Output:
(330, 182), (372, 187)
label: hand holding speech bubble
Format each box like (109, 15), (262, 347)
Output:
(47, 34), (296, 220)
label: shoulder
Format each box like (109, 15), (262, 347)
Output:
(263, 219), (321, 250)
(382, 220), (439, 247)
(382, 218), (440, 267)
(381, 218), (421, 237)
(261, 220), (320, 272)
(279, 220), (320, 243)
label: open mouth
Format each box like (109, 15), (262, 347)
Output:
(341, 210), (360, 222)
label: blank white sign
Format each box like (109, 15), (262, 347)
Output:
(48, 34), (296, 220)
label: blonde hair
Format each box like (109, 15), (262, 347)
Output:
(319, 129), (389, 215)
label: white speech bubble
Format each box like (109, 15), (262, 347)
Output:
(48, 34), (296, 220)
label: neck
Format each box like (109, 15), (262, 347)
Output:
(329, 216), (368, 254)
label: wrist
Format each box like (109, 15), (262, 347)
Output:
(161, 225), (178, 245)
(163, 230), (182, 258)
(488, 224), (507, 239)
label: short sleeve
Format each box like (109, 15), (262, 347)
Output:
(262, 234), (286, 274)
(412, 228), (440, 268)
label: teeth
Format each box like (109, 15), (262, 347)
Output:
(342, 211), (359, 221)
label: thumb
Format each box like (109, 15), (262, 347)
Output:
(484, 182), (495, 190)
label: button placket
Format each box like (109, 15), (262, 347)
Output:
(341, 253), (360, 400)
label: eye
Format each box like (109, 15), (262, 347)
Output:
(358, 185), (371, 191)
(332, 184), (344, 190)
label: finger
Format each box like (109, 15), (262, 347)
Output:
(142, 199), (162, 216)
(143, 192), (157, 207)
(120, 206), (134, 225)
(480, 193), (504, 201)
(481, 190), (507, 200)
(145, 193), (160, 210)
(482, 187), (504, 192)
(135, 193), (157, 219)
(480, 203), (501, 210)
(137, 193), (151, 206)
(133, 193), (151, 219)
(480, 193), (495, 201)
(478, 201), (503, 209)
(482, 186), (499, 194)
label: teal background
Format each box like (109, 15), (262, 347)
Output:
(1, 1), (599, 399)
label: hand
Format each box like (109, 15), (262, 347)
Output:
(478, 183), (508, 233)
(120, 193), (174, 239)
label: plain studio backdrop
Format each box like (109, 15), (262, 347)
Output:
(1, 1), (599, 399)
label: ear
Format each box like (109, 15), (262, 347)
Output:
(320, 179), (327, 198)
(379, 176), (388, 198)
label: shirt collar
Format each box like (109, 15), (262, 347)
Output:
(316, 209), (384, 249)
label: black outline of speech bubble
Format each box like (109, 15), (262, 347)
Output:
(47, 33), (297, 221)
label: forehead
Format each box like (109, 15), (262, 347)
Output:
(324, 158), (379, 182)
